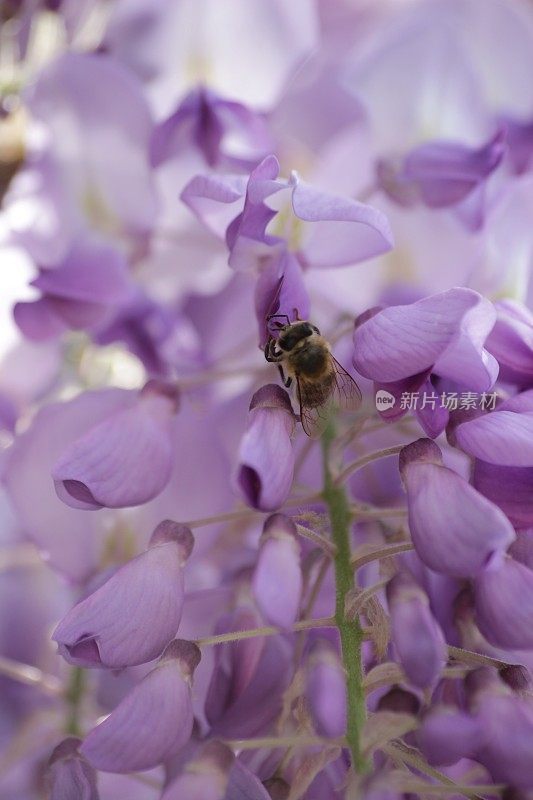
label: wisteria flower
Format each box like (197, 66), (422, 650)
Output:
(53, 521), (193, 668)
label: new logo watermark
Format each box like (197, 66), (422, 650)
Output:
(375, 390), (396, 410)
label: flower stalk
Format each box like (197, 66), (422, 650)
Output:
(322, 423), (369, 774)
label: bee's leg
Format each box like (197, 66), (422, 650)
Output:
(264, 338), (284, 363)
(277, 364), (292, 388)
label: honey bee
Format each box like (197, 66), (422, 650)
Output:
(264, 314), (362, 438)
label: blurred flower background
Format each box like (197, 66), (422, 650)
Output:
(2, 0), (533, 798)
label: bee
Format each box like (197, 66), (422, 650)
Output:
(264, 314), (362, 438)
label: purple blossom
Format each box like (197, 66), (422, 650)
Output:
(400, 438), (515, 577)
(4, 1), (533, 797)
(152, 86), (273, 170)
(52, 380), (179, 510)
(236, 384), (296, 511)
(252, 514), (302, 629)
(377, 129), (505, 211)
(45, 737), (99, 800)
(81, 639), (200, 773)
(305, 640), (347, 738)
(181, 153), (393, 274)
(52, 521), (193, 668)
(474, 552), (533, 650)
(386, 572), (446, 689)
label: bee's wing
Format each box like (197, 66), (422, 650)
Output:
(330, 355), (363, 413)
(296, 357), (362, 439)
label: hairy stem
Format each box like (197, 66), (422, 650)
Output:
(195, 616), (340, 647)
(322, 424), (369, 774)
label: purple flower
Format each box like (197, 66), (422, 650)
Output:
(45, 737), (99, 800)
(52, 521), (193, 668)
(469, 680), (533, 789)
(52, 380), (179, 510)
(417, 707), (483, 766)
(400, 439), (515, 577)
(485, 299), (533, 387)
(305, 640), (347, 738)
(254, 249), (310, 347)
(252, 514), (302, 630)
(181, 154), (393, 271)
(353, 288), (498, 437)
(474, 552), (533, 650)
(377, 129), (505, 210)
(161, 742), (234, 800)
(354, 287), (498, 392)
(454, 391), (533, 466)
(81, 639), (200, 773)
(501, 114), (533, 174)
(205, 606), (291, 739)
(151, 86), (273, 170)
(386, 572), (446, 689)
(6, 52), (157, 265)
(472, 459), (533, 529)
(14, 238), (133, 341)
(237, 384), (296, 512)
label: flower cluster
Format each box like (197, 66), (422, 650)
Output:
(1, 1), (533, 799)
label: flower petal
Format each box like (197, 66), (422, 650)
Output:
(80, 640), (199, 773)
(455, 410), (533, 466)
(46, 737), (99, 800)
(401, 439), (515, 578)
(472, 460), (533, 528)
(387, 573), (446, 689)
(252, 514), (302, 629)
(417, 707), (483, 766)
(52, 387), (177, 510)
(474, 553), (533, 650)
(52, 523), (192, 668)
(353, 288), (497, 390)
(237, 385), (295, 512)
(292, 177), (393, 268)
(305, 641), (347, 738)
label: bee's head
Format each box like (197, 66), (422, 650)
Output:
(277, 320), (320, 351)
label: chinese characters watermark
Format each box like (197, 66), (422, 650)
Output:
(375, 390), (497, 412)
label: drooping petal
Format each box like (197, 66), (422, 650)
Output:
(52, 522), (193, 668)
(387, 572), (446, 689)
(474, 552), (533, 650)
(236, 384), (295, 512)
(476, 692), (533, 789)
(205, 607), (292, 739)
(380, 129), (505, 209)
(417, 707), (483, 766)
(485, 299), (533, 385)
(472, 459), (533, 528)
(305, 640), (347, 738)
(455, 409), (533, 466)
(52, 382), (178, 510)
(400, 439), (515, 577)
(81, 640), (200, 773)
(291, 175), (393, 268)
(254, 249), (310, 347)
(252, 514), (302, 630)
(2, 388), (133, 581)
(353, 288), (498, 391)
(180, 173), (248, 238)
(46, 737), (99, 800)
(152, 87), (273, 170)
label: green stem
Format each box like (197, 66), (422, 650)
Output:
(321, 424), (369, 774)
(65, 666), (85, 737)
